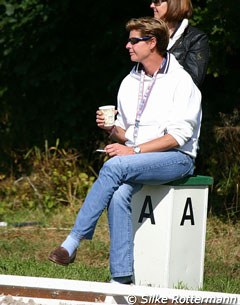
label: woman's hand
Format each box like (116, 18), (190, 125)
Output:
(96, 109), (117, 131)
(105, 143), (134, 157)
(96, 110), (108, 130)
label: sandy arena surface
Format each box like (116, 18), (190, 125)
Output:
(0, 296), (42, 305)
(0, 295), (99, 305)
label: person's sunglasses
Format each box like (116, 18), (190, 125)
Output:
(151, 0), (167, 6)
(127, 36), (153, 45)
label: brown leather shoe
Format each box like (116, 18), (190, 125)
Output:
(48, 246), (77, 266)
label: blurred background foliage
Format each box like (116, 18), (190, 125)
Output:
(0, 0), (239, 218)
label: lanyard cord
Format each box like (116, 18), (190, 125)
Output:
(133, 69), (158, 144)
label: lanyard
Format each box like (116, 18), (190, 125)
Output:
(133, 69), (158, 144)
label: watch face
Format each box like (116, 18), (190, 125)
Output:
(134, 146), (141, 154)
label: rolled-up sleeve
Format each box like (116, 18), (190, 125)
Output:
(166, 74), (202, 147)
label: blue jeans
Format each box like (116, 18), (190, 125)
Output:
(70, 150), (194, 278)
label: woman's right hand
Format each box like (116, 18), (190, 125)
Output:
(96, 110), (106, 129)
(96, 109), (117, 131)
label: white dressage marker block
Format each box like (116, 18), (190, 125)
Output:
(132, 175), (213, 289)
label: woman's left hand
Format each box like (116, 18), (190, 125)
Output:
(105, 143), (134, 157)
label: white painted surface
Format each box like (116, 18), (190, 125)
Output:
(0, 275), (239, 305)
(132, 184), (209, 289)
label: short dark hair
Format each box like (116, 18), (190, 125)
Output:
(126, 17), (169, 56)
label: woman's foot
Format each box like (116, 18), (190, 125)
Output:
(48, 246), (77, 266)
(110, 276), (133, 284)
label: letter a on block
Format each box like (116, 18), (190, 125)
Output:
(180, 197), (195, 226)
(138, 195), (156, 224)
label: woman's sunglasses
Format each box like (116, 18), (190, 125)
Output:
(127, 36), (153, 45)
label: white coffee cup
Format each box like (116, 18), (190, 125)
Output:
(99, 105), (115, 127)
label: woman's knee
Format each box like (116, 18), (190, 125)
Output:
(101, 156), (123, 175)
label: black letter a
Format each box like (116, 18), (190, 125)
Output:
(180, 197), (195, 226)
(138, 195), (155, 224)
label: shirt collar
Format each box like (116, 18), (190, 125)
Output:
(136, 52), (170, 75)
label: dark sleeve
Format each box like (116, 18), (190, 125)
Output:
(169, 27), (210, 88)
(183, 31), (210, 87)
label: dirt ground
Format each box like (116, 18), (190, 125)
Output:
(0, 296), (42, 305)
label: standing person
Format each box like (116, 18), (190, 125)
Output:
(48, 17), (202, 285)
(150, 0), (209, 87)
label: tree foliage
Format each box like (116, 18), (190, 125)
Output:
(0, 0), (239, 150)
(0, 0), (239, 214)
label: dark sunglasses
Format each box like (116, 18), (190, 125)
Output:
(127, 36), (153, 45)
(151, 0), (167, 6)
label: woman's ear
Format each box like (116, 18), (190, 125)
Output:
(149, 36), (157, 50)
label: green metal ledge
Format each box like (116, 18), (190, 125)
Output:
(166, 175), (214, 186)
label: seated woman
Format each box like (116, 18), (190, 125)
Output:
(48, 17), (202, 285)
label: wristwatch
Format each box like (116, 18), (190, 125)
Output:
(133, 146), (141, 154)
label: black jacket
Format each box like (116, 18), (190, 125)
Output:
(169, 25), (210, 88)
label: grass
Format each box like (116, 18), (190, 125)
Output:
(0, 207), (239, 294)
(0, 207), (110, 282)
(203, 216), (240, 293)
